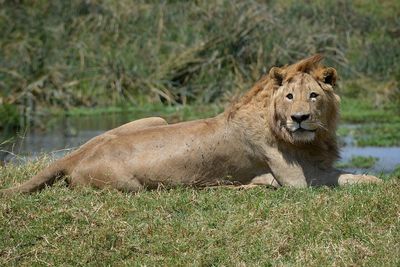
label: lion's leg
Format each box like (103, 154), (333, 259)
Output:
(232, 174), (281, 190)
(265, 148), (382, 187)
(210, 174), (280, 190)
(265, 148), (309, 188)
(250, 173), (281, 188)
(69, 173), (144, 193)
(336, 173), (382, 186)
(69, 161), (144, 193)
(309, 170), (382, 186)
(66, 118), (168, 191)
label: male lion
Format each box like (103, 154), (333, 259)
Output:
(1, 55), (381, 194)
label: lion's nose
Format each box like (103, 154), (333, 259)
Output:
(291, 113), (310, 123)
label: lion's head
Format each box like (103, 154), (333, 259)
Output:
(268, 55), (340, 144)
(228, 55), (340, 148)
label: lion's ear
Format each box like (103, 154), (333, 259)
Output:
(322, 67), (337, 87)
(269, 67), (284, 86)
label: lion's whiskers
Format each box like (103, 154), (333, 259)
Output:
(315, 121), (328, 132)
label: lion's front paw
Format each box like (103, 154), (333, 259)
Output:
(360, 174), (383, 183)
(338, 173), (382, 186)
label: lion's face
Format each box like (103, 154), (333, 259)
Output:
(270, 71), (339, 144)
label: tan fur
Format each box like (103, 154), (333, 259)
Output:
(1, 55), (381, 194)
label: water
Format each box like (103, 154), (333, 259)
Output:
(339, 146), (400, 173)
(1, 114), (400, 173)
(0, 112), (156, 162)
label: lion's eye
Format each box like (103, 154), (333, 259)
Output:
(310, 92), (319, 99)
(286, 93), (293, 100)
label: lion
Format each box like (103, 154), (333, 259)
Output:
(0, 55), (381, 194)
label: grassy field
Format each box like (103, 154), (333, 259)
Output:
(0, 159), (399, 266)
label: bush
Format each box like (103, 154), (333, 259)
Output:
(0, 0), (399, 108)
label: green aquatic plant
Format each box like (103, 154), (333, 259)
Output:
(336, 156), (379, 169)
(339, 121), (400, 147)
(392, 165), (400, 177)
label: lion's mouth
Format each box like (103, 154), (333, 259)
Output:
(285, 121), (318, 133)
(293, 127), (316, 133)
(289, 124), (317, 142)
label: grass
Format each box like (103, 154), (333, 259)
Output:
(0, 158), (399, 266)
(340, 99), (399, 124)
(65, 103), (224, 123)
(336, 156), (379, 169)
(393, 165), (400, 177)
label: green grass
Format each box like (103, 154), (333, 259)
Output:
(336, 156), (379, 169)
(340, 99), (399, 124)
(65, 103), (224, 122)
(1, 159), (399, 265)
(393, 165), (400, 177)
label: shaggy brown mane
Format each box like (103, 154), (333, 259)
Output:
(286, 54), (324, 76)
(226, 74), (271, 120)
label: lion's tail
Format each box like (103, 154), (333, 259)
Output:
(1, 159), (68, 195)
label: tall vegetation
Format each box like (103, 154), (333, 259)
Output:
(0, 0), (399, 125)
